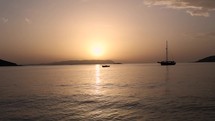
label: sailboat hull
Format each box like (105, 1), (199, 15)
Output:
(158, 61), (176, 66)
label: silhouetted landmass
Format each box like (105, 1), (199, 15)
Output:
(45, 60), (117, 65)
(0, 59), (18, 66)
(114, 62), (122, 64)
(197, 56), (215, 62)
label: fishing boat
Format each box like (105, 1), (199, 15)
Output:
(158, 41), (176, 66)
(102, 65), (110, 67)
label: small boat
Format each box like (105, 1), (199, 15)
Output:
(102, 65), (110, 67)
(158, 61), (176, 65)
(158, 41), (176, 66)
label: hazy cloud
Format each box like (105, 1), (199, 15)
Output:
(25, 17), (32, 24)
(194, 32), (215, 40)
(81, 0), (89, 2)
(143, 0), (215, 17)
(183, 31), (215, 41)
(2, 17), (9, 23)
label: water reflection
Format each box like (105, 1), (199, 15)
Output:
(94, 65), (101, 94)
(165, 66), (169, 82)
(164, 66), (170, 95)
(95, 65), (101, 85)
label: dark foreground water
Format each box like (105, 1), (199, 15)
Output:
(0, 63), (215, 121)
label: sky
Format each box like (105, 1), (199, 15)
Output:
(0, 0), (215, 64)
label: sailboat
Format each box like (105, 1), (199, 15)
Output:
(158, 41), (176, 66)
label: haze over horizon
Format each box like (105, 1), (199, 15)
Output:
(1, 0), (215, 64)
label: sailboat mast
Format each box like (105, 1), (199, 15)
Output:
(166, 41), (168, 61)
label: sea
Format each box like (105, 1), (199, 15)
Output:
(0, 63), (215, 121)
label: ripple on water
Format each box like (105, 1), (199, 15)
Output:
(1, 93), (215, 120)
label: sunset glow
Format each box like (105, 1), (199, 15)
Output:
(1, 1), (215, 121)
(91, 43), (104, 57)
(0, 0), (215, 64)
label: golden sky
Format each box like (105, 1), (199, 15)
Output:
(0, 0), (215, 64)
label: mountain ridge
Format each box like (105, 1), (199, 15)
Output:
(0, 59), (18, 66)
(196, 55), (215, 62)
(42, 60), (117, 65)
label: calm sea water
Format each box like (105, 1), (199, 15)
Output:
(0, 63), (215, 121)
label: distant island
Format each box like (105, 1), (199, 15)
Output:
(43, 60), (120, 65)
(196, 55), (215, 62)
(0, 59), (18, 66)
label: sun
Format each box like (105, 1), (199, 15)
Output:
(91, 44), (104, 57)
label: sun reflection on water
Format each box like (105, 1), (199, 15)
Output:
(95, 65), (101, 85)
(94, 65), (101, 94)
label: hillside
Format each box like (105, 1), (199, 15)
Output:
(46, 60), (116, 65)
(0, 59), (18, 66)
(196, 56), (215, 62)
